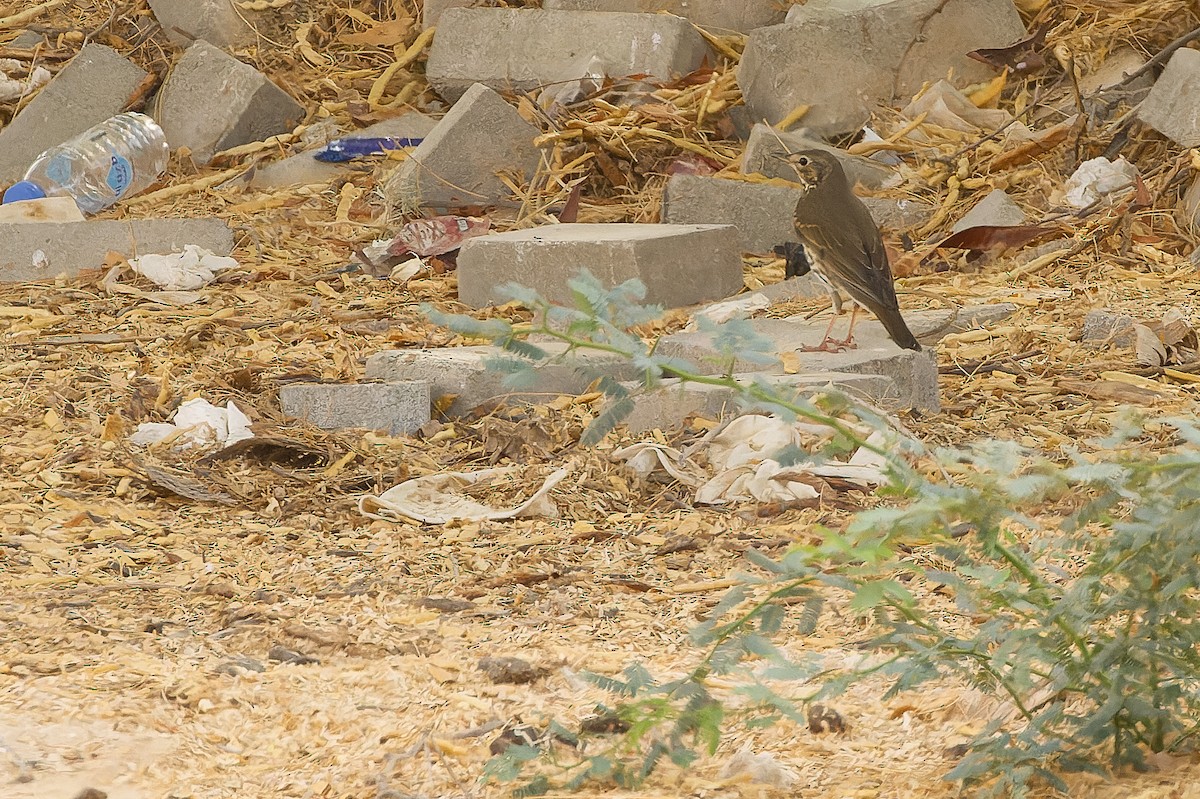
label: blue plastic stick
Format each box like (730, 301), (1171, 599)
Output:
(312, 136), (424, 163)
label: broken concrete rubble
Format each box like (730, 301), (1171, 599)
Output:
(742, 124), (896, 191)
(542, 0), (786, 32)
(0, 218), (234, 282)
(425, 8), (711, 103)
(739, 0), (1027, 135)
(147, 0), (255, 48)
(0, 44), (148, 183)
(156, 40), (305, 165)
(279, 382), (431, 435)
(1137, 48), (1200, 148)
(455, 223), (744, 310)
(383, 83), (540, 211)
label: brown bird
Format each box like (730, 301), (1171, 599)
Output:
(777, 149), (921, 352)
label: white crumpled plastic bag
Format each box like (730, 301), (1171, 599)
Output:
(613, 414), (893, 505)
(130, 398), (254, 449)
(1062, 156), (1139, 209)
(129, 245), (238, 290)
(0, 59), (50, 102)
(360, 465), (572, 524)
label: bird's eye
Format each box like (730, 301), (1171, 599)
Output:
(797, 156), (810, 166)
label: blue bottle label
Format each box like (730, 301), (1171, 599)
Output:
(106, 152), (133, 195)
(45, 155), (71, 186)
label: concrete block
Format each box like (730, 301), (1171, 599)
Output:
(423, 0), (476, 28)
(279, 382), (430, 435)
(148, 0), (254, 48)
(951, 189), (1026, 233)
(742, 124), (896, 191)
(384, 83), (539, 211)
(157, 40), (305, 165)
(657, 316), (940, 411)
(662, 175), (928, 262)
(0, 45), (148, 183)
(620, 371), (900, 431)
(426, 8), (711, 103)
(542, 0), (785, 32)
(456, 223), (743, 310)
(1138, 48), (1200, 147)
(739, 0), (1026, 135)
(1081, 310), (1136, 348)
(365, 343), (642, 417)
(251, 113), (438, 190)
(0, 217), (234, 282)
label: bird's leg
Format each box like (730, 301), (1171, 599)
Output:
(800, 302), (851, 353)
(829, 305), (860, 349)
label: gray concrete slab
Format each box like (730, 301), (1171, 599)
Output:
(455, 223), (744, 310)
(279, 381), (431, 435)
(0, 217), (234, 282)
(426, 8), (711, 102)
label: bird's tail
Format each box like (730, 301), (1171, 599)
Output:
(877, 307), (922, 351)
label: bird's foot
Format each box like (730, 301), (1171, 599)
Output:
(800, 335), (856, 353)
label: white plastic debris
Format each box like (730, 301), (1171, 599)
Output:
(360, 465), (572, 524)
(719, 747), (798, 789)
(131, 398), (254, 449)
(129, 245), (238, 290)
(389, 256), (427, 283)
(0, 59), (50, 102)
(614, 414), (894, 505)
(902, 80), (1016, 133)
(1062, 156), (1139, 209)
(692, 293), (770, 326)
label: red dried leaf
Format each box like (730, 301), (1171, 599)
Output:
(937, 225), (1053, 253)
(558, 184), (581, 223)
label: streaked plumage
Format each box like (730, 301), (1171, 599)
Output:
(780, 149), (921, 352)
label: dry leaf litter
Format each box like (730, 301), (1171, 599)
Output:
(3, 0), (1200, 798)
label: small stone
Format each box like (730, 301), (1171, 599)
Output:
(1081, 310), (1136, 348)
(478, 656), (546, 684)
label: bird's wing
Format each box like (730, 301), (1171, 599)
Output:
(799, 206), (900, 312)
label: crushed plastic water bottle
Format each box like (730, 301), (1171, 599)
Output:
(2, 112), (169, 214)
(312, 136), (423, 163)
